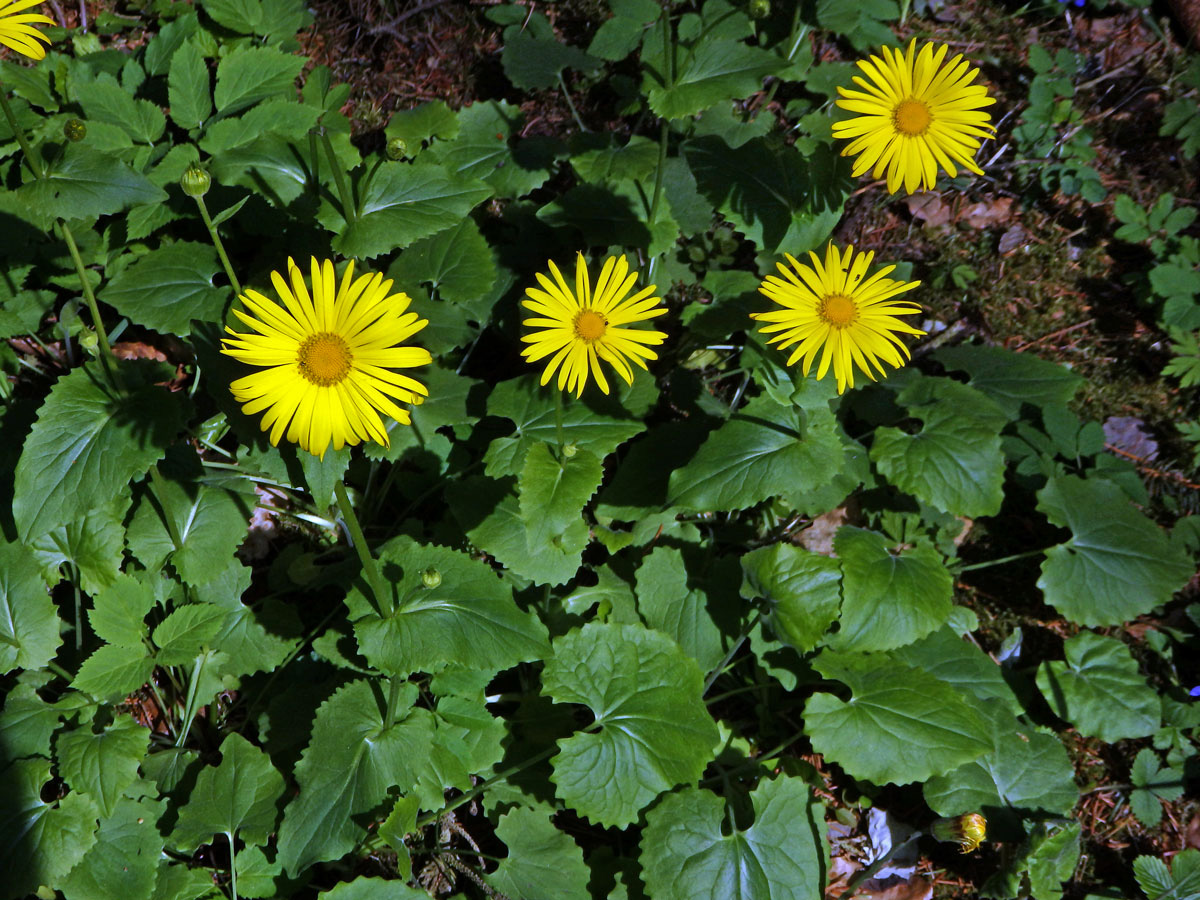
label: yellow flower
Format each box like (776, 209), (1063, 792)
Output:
(221, 257), (431, 459)
(832, 39), (996, 195)
(521, 252), (667, 397)
(0, 0), (54, 61)
(751, 243), (925, 394)
(931, 813), (987, 854)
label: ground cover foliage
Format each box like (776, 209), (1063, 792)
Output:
(0, 0), (1199, 898)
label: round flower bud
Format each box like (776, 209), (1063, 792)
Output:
(748, 0), (770, 18)
(421, 567), (442, 589)
(931, 813), (987, 854)
(180, 163), (211, 198)
(562, 442), (578, 459)
(63, 118), (87, 142)
(386, 137), (409, 160)
(78, 328), (99, 355)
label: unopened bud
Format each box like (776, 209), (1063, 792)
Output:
(63, 118), (86, 142)
(931, 813), (987, 854)
(78, 328), (99, 354)
(386, 137), (409, 160)
(180, 162), (211, 198)
(748, 0), (770, 17)
(562, 442), (578, 459)
(421, 567), (441, 589)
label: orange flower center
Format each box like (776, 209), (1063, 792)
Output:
(298, 332), (353, 386)
(820, 293), (858, 328)
(893, 98), (932, 136)
(574, 309), (607, 342)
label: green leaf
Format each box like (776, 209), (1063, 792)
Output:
(199, 561), (297, 678)
(1129, 747), (1184, 827)
(1036, 476), (1193, 626)
(0, 684), (62, 760)
(805, 650), (990, 785)
(200, 99), (321, 154)
(542, 623), (719, 827)
(0, 541), (63, 675)
(740, 542), (841, 653)
(317, 878), (430, 900)
(102, 243), (228, 338)
(125, 477), (252, 586)
(934, 344), (1084, 420)
(330, 161), (492, 259)
(828, 527), (953, 653)
(14, 364), (186, 541)
(1036, 631), (1159, 742)
(647, 40), (787, 120)
(213, 46), (305, 115)
(29, 495), (129, 597)
(519, 442), (604, 554)
(1028, 821), (1082, 900)
(483, 376), (647, 478)
(18, 145), (167, 228)
(923, 701), (1077, 818)
(889, 627), (1022, 716)
(449, 475), (588, 587)
(641, 777), (826, 900)
(0, 758), (99, 897)
(385, 100), (460, 149)
(173, 732), (285, 850)
(683, 135), (847, 255)
(201, 0), (264, 33)
(589, 0), (660, 60)
(344, 536), (550, 678)
(72, 644), (156, 701)
(636, 546), (729, 671)
(487, 805), (591, 900)
(426, 101), (558, 199)
(277, 680), (461, 876)
(89, 574), (156, 649)
(871, 376), (1007, 517)
(77, 77), (166, 144)
(388, 217), (497, 306)
(1134, 849), (1200, 900)
(668, 393), (846, 511)
(167, 40), (211, 130)
(55, 717), (148, 818)
(233, 845), (283, 899)
(60, 796), (165, 900)
(502, 31), (599, 90)
(153, 604), (229, 666)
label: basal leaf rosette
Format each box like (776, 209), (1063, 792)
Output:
(542, 623), (719, 827)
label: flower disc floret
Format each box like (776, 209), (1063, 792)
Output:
(221, 256), (432, 459)
(520, 252), (668, 397)
(751, 243), (926, 394)
(0, 0), (54, 60)
(832, 39), (996, 195)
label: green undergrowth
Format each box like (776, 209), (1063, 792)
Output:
(0, 1), (1197, 900)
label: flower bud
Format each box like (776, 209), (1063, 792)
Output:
(931, 813), (987, 853)
(63, 118), (86, 142)
(78, 328), (99, 355)
(421, 567), (442, 589)
(748, 0), (770, 18)
(386, 137), (409, 160)
(180, 162), (211, 198)
(562, 442), (578, 459)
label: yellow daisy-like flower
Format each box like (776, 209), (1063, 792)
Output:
(831, 39), (996, 195)
(221, 256), (431, 459)
(0, 0), (53, 61)
(521, 252), (667, 397)
(751, 243), (926, 394)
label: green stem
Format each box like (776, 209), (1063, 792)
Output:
(58, 219), (120, 381)
(47, 660), (75, 683)
(175, 653), (209, 748)
(320, 129), (356, 224)
(702, 611), (761, 696)
(192, 194), (242, 296)
(414, 745), (558, 830)
(333, 480), (391, 616)
(72, 563), (82, 652)
(384, 676), (403, 729)
(660, 2), (675, 88)
(558, 72), (587, 132)
(647, 118), (669, 226)
(0, 86), (43, 179)
(958, 548), (1046, 573)
(553, 389), (566, 462)
(227, 830), (239, 900)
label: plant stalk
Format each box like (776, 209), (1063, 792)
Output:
(320, 129), (356, 224)
(958, 548), (1046, 573)
(333, 480), (391, 616)
(192, 194), (242, 296)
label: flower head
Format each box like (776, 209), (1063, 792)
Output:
(931, 813), (987, 854)
(221, 257), (431, 459)
(751, 243), (926, 394)
(0, 0), (54, 61)
(832, 39), (996, 195)
(521, 253), (667, 397)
